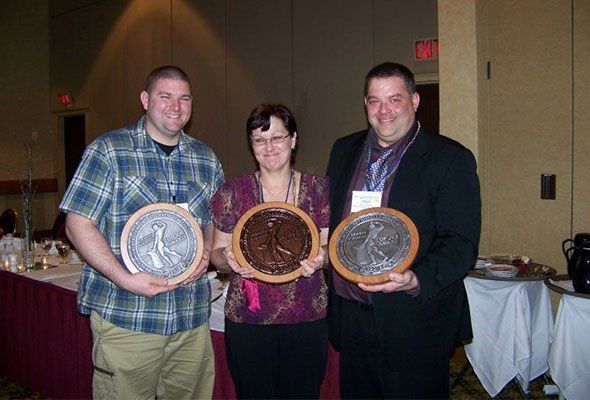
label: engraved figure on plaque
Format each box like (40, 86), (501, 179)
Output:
(257, 218), (297, 263)
(339, 213), (410, 276)
(354, 221), (389, 265)
(147, 221), (182, 269)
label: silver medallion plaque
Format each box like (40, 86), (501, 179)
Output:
(329, 207), (419, 284)
(121, 203), (204, 284)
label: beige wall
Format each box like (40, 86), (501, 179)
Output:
(440, 0), (590, 277)
(438, 0), (478, 156)
(0, 0), (59, 232)
(573, 0), (590, 236)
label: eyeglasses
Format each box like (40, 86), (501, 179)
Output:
(250, 134), (291, 147)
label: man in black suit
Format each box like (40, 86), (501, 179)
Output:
(326, 62), (481, 399)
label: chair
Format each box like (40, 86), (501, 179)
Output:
(51, 211), (67, 239)
(32, 212), (67, 243)
(0, 208), (18, 235)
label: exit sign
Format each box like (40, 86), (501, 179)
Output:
(414, 38), (439, 61)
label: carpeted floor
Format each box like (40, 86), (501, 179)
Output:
(449, 361), (555, 399)
(1, 362), (557, 399)
(0, 376), (40, 399)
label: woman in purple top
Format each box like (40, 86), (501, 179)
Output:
(211, 103), (330, 399)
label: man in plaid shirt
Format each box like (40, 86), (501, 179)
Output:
(60, 65), (224, 399)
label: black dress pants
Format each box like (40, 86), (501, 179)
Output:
(339, 298), (450, 399)
(225, 318), (328, 399)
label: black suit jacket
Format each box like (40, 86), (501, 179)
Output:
(326, 127), (481, 370)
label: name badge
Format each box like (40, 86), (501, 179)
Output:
(351, 191), (382, 213)
(176, 202), (189, 212)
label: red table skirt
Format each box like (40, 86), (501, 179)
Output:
(0, 271), (339, 399)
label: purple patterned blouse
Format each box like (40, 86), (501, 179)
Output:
(211, 172), (330, 324)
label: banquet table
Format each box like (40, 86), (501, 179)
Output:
(546, 277), (590, 399)
(0, 262), (340, 399)
(463, 274), (554, 397)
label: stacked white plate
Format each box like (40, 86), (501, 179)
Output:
(475, 257), (493, 270)
(485, 264), (518, 278)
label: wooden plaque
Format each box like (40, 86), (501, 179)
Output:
(329, 207), (419, 285)
(121, 203), (204, 285)
(232, 201), (319, 284)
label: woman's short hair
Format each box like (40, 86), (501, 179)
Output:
(246, 103), (297, 138)
(246, 103), (298, 162)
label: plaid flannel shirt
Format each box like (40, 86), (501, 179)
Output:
(59, 116), (224, 334)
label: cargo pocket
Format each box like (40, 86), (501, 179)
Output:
(93, 364), (115, 400)
(90, 312), (116, 400)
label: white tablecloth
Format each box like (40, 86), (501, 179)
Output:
(549, 293), (590, 399)
(209, 275), (227, 332)
(464, 277), (554, 397)
(16, 252), (83, 291)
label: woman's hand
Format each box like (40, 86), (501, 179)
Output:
(223, 245), (256, 279)
(300, 246), (327, 278)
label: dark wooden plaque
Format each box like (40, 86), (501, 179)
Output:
(121, 203), (204, 285)
(232, 201), (319, 284)
(329, 207), (419, 285)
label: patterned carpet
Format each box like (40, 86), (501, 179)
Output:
(0, 376), (40, 399)
(1, 363), (557, 399)
(449, 361), (556, 399)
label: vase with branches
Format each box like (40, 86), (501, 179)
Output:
(21, 142), (36, 270)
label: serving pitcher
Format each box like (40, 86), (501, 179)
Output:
(572, 242), (590, 294)
(562, 232), (590, 278)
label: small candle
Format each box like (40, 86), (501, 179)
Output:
(42, 256), (48, 265)
(3, 260), (9, 271)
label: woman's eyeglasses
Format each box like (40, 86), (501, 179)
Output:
(251, 134), (290, 147)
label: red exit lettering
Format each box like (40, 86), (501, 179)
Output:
(414, 38), (439, 61)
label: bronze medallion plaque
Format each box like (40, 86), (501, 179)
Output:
(121, 203), (204, 284)
(329, 207), (419, 284)
(233, 201), (319, 284)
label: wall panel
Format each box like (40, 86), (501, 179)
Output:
(225, 0), (293, 178)
(125, 1), (172, 117)
(487, 0), (572, 270)
(173, 0), (227, 166)
(572, 0), (590, 236)
(293, 0), (373, 175)
(374, 0), (438, 75)
(0, 0), (56, 231)
(85, 0), (130, 141)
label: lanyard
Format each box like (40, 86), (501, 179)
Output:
(153, 142), (182, 203)
(258, 169), (294, 203)
(363, 121), (420, 192)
